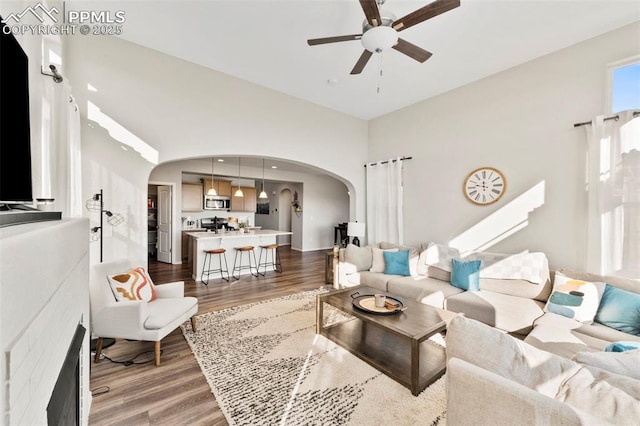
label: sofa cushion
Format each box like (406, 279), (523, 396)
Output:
(574, 348), (640, 380)
(379, 242), (419, 276)
(446, 316), (582, 398)
(383, 250), (411, 276)
(450, 258), (481, 291)
(555, 366), (640, 424)
(350, 271), (398, 291)
(594, 284), (640, 336)
(467, 251), (550, 285)
(543, 272), (603, 324)
(370, 247), (398, 273)
(478, 277), (552, 303)
(343, 244), (373, 271)
(144, 297), (198, 330)
(386, 275), (463, 308)
(445, 290), (545, 335)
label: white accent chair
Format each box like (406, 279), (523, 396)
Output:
(90, 259), (198, 366)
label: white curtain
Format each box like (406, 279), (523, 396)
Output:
(366, 157), (404, 245)
(585, 110), (640, 278)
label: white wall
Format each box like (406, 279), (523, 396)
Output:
(67, 34), (368, 265)
(369, 22), (640, 270)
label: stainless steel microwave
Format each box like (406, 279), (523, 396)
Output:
(204, 195), (230, 210)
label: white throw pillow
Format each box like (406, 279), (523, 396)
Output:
(416, 243), (460, 279)
(574, 349), (640, 380)
(370, 247), (398, 273)
(344, 244), (373, 271)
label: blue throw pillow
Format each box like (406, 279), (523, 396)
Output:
(594, 284), (640, 336)
(450, 258), (481, 292)
(383, 250), (411, 276)
(604, 341), (640, 352)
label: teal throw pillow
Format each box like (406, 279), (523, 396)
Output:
(604, 341), (640, 352)
(383, 250), (411, 276)
(450, 258), (481, 292)
(594, 284), (640, 336)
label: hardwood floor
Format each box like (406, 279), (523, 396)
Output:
(88, 246), (331, 425)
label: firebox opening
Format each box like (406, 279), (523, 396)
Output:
(47, 323), (86, 426)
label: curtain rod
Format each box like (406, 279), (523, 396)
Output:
(364, 156), (412, 167)
(574, 111), (639, 128)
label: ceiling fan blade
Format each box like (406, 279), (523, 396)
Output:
(392, 0), (460, 32)
(359, 0), (382, 27)
(392, 38), (433, 63)
(350, 50), (373, 75)
(307, 34), (362, 46)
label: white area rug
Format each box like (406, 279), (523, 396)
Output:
(181, 289), (447, 425)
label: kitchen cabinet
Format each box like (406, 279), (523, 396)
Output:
(231, 187), (257, 212)
(182, 183), (203, 212)
(203, 179), (232, 197)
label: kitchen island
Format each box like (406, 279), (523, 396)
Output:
(187, 229), (293, 281)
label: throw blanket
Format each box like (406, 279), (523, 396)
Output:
(422, 243), (549, 285)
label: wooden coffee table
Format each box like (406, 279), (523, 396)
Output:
(316, 285), (458, 396)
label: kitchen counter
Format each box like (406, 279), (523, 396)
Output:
(188, 229), (292, 281)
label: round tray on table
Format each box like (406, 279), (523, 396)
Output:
(351, 293), (405, 315)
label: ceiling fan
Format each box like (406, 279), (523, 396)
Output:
(307, 0), (460, 75)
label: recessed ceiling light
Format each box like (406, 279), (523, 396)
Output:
(271, 166), (278, 169)
(327, 78), (338, 85)
(217, 159), (224, 162)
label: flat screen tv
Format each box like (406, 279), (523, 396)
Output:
(0, 18), (34, 205)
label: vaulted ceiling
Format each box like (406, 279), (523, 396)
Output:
(84, 1), (639, 120)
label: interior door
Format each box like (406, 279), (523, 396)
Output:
(157, 185), (172, 263)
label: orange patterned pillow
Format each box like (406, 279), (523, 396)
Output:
(107, 267), (158, 302)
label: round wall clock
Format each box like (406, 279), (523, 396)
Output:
(463, 167), (506, 205)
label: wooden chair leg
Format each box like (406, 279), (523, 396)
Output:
(191, 316), (197, 332)
(94, 337), (104, 363)
(154, 341), (161, 366)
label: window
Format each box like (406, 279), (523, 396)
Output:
(610, 59), (640, 114)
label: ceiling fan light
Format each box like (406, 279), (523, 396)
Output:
(361, 26), (398, 53)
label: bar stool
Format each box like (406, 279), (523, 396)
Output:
(232, 246), (258, 280)
(257, 243), (282, 276)
(200, 248), (229, 284)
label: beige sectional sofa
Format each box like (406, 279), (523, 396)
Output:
(339, 241), (640, 423)
(446, 316), (640, 425)
(338, 241), (552, 337)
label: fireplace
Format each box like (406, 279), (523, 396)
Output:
(47, 324), (86, 426)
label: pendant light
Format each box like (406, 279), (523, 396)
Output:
(206, 157), (217, 196)
(234, 157), (244, 197)
(259, 158), (268, 199)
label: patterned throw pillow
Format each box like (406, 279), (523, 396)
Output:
(107, 267), (158, 302)
(544, 273), (603, 324)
